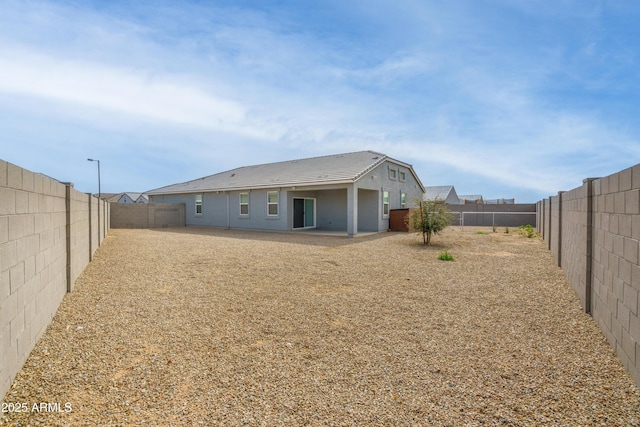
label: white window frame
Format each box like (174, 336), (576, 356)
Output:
(267, 191), (279, 216)
(383, 191), (390, 217)
(239, 192), (249, 216)
(401, 192), (407, 208)
(195, 194), (203, 215)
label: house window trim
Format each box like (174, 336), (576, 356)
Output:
(389, 166), (397, 180)
(382, 190), (390, 218)
(267, 191), (279, 217)
(401, 192), (407, 209)
(239, 192), (250, 217)
(399, 170), (406, 182)
(195, 194), (203, 215)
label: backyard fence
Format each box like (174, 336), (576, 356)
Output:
(537, 164), (640, 385)
(451, 211), (537, 228)
(447, 204), (537, 228)
(110, 202), (185, 228)
(1, 160), (109, 403)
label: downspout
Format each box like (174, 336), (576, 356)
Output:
(226, 192), (230, 229)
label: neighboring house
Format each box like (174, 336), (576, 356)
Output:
(459, 195), (484, 204)
(147, 151), (425, 236)
(424, 185), (460, 204)
(107, 192), (149, 204)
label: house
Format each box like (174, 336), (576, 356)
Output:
(147, 151), (425, 236)
(424, 185), (460, 204)
(107, 192), (149, 204)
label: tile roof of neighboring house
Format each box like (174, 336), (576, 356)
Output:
(126, 192), (148, 202)
(424, 185), (456, 201)
(147, 151), (424, 195)
(100, 193), (121, 201)
(106, 192), (149, 202)
(106, 193), (123, 202)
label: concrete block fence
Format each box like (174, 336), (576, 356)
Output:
(537, 163), (640, 384)
(1, 160), (109, 402)
(110, 202), (185, 228)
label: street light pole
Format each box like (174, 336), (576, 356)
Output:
(87, 158), (101, 245)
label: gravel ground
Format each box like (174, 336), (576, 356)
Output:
(2, 226), (640, 426)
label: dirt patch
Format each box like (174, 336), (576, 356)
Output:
(2, 227), (639, 425)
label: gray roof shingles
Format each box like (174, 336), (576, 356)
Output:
(147, 151), (411, 195)
(424, 185), (455, 201)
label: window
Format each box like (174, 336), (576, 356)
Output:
(195, 194), (203, 215)
(267, 191), (279, 216)
(401, 192), (407, 208)
(389, 168), (397, 180)
(399, 171), (406, 182)
(240, 192), (249, 215)
(383, 191), (390, 216)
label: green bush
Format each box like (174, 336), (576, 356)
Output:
(408, 199), (453, 245)
(438, 250), (455, 261)
(517, 224), (540, 238)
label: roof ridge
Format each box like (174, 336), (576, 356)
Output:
(352, 152), (387, 182)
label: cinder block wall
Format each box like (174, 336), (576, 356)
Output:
(538, 164), (640, 384)
(559, 184), (590, 310)
(549, 193), (561, 262)
(110, 203), (185, 228)
(0, 160), (109, 402)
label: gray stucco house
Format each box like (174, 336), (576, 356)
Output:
(147, 150), (425, 236)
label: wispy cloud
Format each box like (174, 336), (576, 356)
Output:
(0, 48), (262, 136)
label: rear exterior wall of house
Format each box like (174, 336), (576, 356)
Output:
(149, 160), (424, 234)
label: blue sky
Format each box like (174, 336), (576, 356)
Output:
(1, 0), (639, 202)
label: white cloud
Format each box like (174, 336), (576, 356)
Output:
(0, 48), (272, 139)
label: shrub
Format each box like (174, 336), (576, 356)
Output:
(517, 224), (540, 238)
(438, 250), (454, 261)
(408, 199), (454, 245)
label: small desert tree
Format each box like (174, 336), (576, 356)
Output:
(408, 198), (453, 245)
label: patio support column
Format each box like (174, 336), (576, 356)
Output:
(347, 185), (358, 237)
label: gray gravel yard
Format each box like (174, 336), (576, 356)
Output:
(2, 227), (640, 426)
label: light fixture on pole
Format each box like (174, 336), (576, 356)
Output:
(87, 158), (101, 199)
(87, 158), (102, 245)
